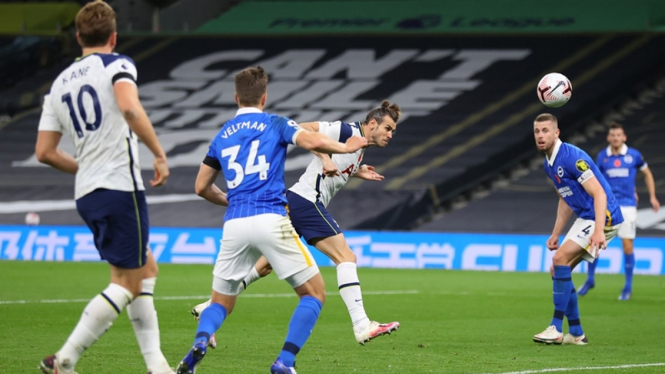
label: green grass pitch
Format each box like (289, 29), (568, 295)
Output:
(1, 261), (664, 373)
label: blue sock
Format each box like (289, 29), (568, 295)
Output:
(624, 253), (635, 291)
(586, 258), (597, 284)
(565, 288), (584, 336)
(278, 296), (322, 367)
(194, 303), (227, 346)
(550, 265), (573, 333)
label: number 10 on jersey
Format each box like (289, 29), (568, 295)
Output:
(61, 84), (102, 138)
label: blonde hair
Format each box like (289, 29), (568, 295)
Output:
(535, 113), (558, 128)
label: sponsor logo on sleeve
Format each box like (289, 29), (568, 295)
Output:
(575, 159), (590, 172)
(575, 159), (589, 173)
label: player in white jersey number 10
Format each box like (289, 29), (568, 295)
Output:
(191, 100), (402, 347)
(35, 2), (174, 374)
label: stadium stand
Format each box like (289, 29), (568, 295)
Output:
(417, 75), (665, 235)
(1, 34), (665, 230)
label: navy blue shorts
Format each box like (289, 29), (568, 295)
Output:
(76, 189), (149, 269)
(286, 190), (342, 245)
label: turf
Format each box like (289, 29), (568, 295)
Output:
(0, 261), (664, 373)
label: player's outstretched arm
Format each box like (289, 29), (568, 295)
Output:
(296, 131), (367, 154)
(641, 166), (660, 211)
(35, 131), (78, 174)
(297, 122), (320, 132)
(547, 196), (573, 250)
(194, 163), (229, 206)
(114, 81), (169, 187)
(582, 177), (608, 250)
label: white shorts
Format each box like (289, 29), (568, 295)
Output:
(618, 206), (637, 239)
(212, 213), (319, 295)
(563, 218), (621, 262)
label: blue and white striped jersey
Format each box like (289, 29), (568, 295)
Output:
(543, 140), (623, 226)
(205, 107), (303, 221)
(595, 144), (647, 207)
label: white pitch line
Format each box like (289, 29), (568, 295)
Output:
(432, 290), (665, 301)
(0, 194), (203, 214)
(0, 290), (419, 305)
(479, 363), (665, 374)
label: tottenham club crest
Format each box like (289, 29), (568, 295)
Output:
(575, 159), (590, 172)
(557, 166), (564, 177)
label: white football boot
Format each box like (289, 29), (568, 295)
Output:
(354, 321), (400, 345)
(533, 325), (563, 345)
(563, 333), (588, 345)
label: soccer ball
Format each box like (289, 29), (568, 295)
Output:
(537, 73), (572, 108)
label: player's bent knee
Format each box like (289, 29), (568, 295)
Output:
(289, 268), (326, 303)
(286, 265), (319, 289)
(257, 263), (273, 277)
(111, 267), (144, 297)
(142, 261), (159, 278)
(122, 281), (142, 298)
(552, 251), (571, 266)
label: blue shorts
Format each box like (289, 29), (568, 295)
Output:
(286, 190), (341, 245)
(76, 189), (149, 269)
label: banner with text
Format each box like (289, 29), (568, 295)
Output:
(197, 0), (664, 35)
(0, 226), (663, 275)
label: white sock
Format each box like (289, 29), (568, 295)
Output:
(57, 283), (133, 370)
(242, 266), (261, 291)
(337, 262), (369, 332)
(127, 278), (171, 374)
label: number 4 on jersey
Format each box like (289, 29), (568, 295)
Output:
(222, 140), (270, 189)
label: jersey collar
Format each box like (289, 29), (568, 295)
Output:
(546, 139), (562, 167)
(606, 144), (628, 156)
(235, 107), (262, 116)
(357, 121), (365, 137)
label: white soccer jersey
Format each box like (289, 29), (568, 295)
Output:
(289, 121), (365, 207)
(38, 53), (144, 199)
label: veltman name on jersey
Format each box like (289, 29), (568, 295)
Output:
(221, 121), (267, 139)
(62, 67), (91, 84)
